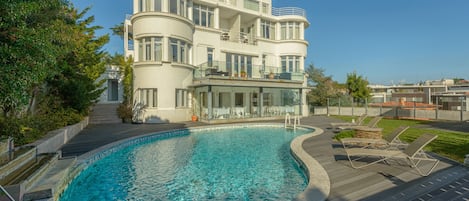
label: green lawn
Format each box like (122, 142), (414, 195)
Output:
(333, 116), (469, 163)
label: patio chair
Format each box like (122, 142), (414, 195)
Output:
(330, 114), (367, 130)
(340, 126), (410, 149)
(343, 133), (439, 176)
(339, 116), (382, 130)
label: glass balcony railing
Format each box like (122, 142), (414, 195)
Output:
(272, 7), (306, 18)
(194, 61), (304, 82)
(220, 30), (257, 45)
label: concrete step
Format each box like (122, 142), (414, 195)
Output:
(89, 103), (122, 124)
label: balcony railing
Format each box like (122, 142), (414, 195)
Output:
(218, 0), (237, 6)
(272, 7), (306, 18)
(220, 30), (257, 45)
(194, 61), (304, 82)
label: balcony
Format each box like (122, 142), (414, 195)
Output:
(194, 61), (304, 82)
(272, 7), (306, 18)
(220, 30), (257, 45)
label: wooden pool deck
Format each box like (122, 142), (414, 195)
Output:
(57, 115), (469, 200)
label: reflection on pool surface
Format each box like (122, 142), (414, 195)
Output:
(59, 125), (313, 200)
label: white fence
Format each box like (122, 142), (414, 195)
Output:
(312, 106), (469, 122)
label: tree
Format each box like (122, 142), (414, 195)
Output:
(345, 71), (371, 105)
(110, 22), (125, 39)
(305, 64), (342, 106)
(46, 6), (109, 115)
(0, 0), (68, 116)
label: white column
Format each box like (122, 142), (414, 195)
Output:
(187, 1), (193, 20)
(162, 37), (169, 62)
(214, 7), (220, 29)
(162, 0), (168, 12)
(134, 0), (139, 13)
(300, 22), (305, 40)
(256, 18), (261, 38)
(275, 22), (280, 40)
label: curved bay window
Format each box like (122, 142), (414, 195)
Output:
(280, 22), (300, 40)
(138, 0), (187, 17)
(169, 38), (192, 64)
(281, 56), (301, 72)
(137, 37), (162, 62)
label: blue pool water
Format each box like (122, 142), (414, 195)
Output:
(59, 125), (312, 201)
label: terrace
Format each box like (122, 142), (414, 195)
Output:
(193, 60), (305, 82)
(21, 115), (469, 200)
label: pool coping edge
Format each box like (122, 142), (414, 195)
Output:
(57, 123), (329, 200)
(290, 126), (330, 201)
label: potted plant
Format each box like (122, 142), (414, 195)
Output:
(268, 72), (275, 79)
(117, 103), (133, 123)
(240, 71), (246, 78)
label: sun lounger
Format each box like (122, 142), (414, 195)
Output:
(330, 114), (367, 130)
(340, 126), (409, 149)
(343, 133), (439, 176)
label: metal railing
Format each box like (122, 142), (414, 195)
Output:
(220, 30), (257, 45)
(0, 185), (15, 201)
(272, 7), (306, 18)
(194, 60), (304, 82)
(218, 0), (237, 6)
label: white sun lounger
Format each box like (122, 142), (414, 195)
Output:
(343, 133), (439, 176)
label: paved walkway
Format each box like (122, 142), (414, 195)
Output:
(56, 116), (469, 200)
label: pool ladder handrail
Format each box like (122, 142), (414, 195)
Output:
(0, 184), (15, 201)
(284, 113), (300, 130)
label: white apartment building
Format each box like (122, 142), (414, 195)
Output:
(124, 0), (309, 123)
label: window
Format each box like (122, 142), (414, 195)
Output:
(140, 88), (158, 108)
(145, 38), (151, 60)
(139, 0), (161, 12)
(244, 0), (259, 11)
(138, 0), (144, 12)
(137, 37), (163, 62)
(263, 93), (272, 106)
(281, 23), (286, 40)
(176, 89), (188, 107)
(235, 93), (244, 107)
(280, 56), (301, 72)
(207, 48), (213, 67)
(261, 20), (275, 40)
(170, 0), (177, 14)
(169, 38), (191, 64)
(154, 37), (162, 61)
(180, 41), (186, 63)
(154, 0), (162, 11)
(193, 4), (214, 28)
(169, 0), (186, 16)
(280, 22), (300, 40)
(170, 39), (178, 62)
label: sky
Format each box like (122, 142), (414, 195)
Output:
(71, 0), (469, 84)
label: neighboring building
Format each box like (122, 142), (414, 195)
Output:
(369, 80), (468, 111)
(97, 65), (124, 103)
(124, 0), (309, 123)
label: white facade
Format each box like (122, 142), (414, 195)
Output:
(97, 65), (124, 103)
(125, 0), (309, 123)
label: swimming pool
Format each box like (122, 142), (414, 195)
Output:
(59, 124), (315, 200)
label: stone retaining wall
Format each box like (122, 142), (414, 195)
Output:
(0, 148), (36, 183)
(31, 117), (89, 155)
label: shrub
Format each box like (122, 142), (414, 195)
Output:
(0, 108), (84, 146)
(0, 117), (24, 144)
(117, 103), (132, 123)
